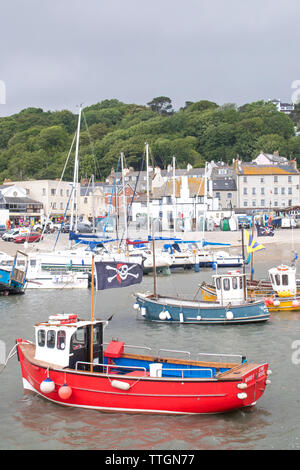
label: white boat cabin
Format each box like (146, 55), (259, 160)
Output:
(268, 265), (297, 297)
(212, 271), (246, 305)
(34, 314), (108, 369)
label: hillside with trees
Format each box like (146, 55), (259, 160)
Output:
(0, 97), (299, 183)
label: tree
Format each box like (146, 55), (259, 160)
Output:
(147, 96), (174, 116)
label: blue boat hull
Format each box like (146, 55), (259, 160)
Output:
(135, 294), (270, 324)
(0, 268), (26, 295)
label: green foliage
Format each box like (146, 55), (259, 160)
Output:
(0, 98), (298, 183)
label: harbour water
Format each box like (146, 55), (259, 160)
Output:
(1, 246), (300, 450)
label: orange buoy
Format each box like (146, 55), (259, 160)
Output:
(58, 384), (72, 400)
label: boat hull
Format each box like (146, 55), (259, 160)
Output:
(135, 294), (270, 324)
(17, 341), (269, 414)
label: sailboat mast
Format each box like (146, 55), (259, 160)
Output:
(146, 143), (150, 235)
(92, 174), (95, 234)
(121, 152), (127, 241)
(70, 105), (82, 234)
(172, 156), (176, 236)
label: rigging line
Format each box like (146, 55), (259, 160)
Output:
(103, 156), (120, 238)
(126, 155), (145, 237)
(29, 131), (77, 254)
(82, 110), (102, 180)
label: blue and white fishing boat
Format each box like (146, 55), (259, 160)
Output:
(0, 251), (28, 295)
(134, 270), (270, 324)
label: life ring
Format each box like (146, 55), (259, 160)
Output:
(277, 265), (289, 271)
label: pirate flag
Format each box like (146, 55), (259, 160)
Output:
(95, 261), (143, 290)
(256, 224), (275, 237)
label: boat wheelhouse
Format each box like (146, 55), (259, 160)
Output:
(16, 313), (271, 414)
(135, 271), (270, 324)
(265, 265), (300, 311)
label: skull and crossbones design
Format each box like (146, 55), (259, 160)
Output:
(106, 263), (140, 284)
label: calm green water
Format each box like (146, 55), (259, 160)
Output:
(0, 247), (300, 450)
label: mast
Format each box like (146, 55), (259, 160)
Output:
(70, 104), (82, 235)
(90, 254), (95, 372)
(121, 152), (127, 241)
(172, 156), (176, 236)
(241, 225), (247, 302)
(92, 174), (95, 234)
(152, 225), (157, 298)
(146, 143), (150, 235)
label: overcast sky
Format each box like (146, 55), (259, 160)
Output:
(1, 0), (300, 116)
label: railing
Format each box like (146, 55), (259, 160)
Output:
(197, 352), (243, 363)
(75, 361), (147, 375)
(157, 349), (191, 360)
(101, 343), (244, 363)
(161, 367), (214, 379)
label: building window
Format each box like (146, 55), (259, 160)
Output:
(227, 192), (232, 199)
(260, 177), (264, 183)
(60, 189), (63, 196)
(261, 187), (265, 195)
(281, 187), (285, 195)
(252, 188), (256, 195)
(261, 199), (265, 206)
(274, 187), (278, 195)
(216, 192), (221, 199)
(252, 200), (256, 206)
(243, 201), (248, 207)
(60, 202), (63, 209)
(288, 176), (292, 183)
(274, 176), (278, 183)
(274, 200), (278, 207)
(42, 188), (46, 196)
(288, 187), (292, 195)
(288, 199), (292, 206)
(243, 188), (247, 195)
(51, 189), (56, 196)
(84, 197), (88, 204)
(243, 176), (247, 183)
(26, 188), (30, 195)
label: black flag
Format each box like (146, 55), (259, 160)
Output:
(256, 224), (275, 237)
(95, 261), (143, 290)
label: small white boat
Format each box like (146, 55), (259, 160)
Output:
(16, 255), (89, 289)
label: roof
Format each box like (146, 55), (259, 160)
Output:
(236, 164), (298, 175)
(4, 196), (42, 205)
(213, 177), (237, 191)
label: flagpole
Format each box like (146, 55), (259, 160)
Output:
(90, 254), (95, 372)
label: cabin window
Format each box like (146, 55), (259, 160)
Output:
(275, 274), (280, 286)
(232, 277), (237, 289)
(57, 330), (66, 350)
(47, 330), (56, 349)
(216, 277), (221, 290)
(223, 278), (230, 291)
(72, 328), (86, 348)
(282, 274), (289, 286)
(38, 329), (46, 347)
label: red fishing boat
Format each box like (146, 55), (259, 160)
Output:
(15, 259), (271, 415)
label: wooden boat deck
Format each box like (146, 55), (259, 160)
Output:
(216, 362), (262, 380)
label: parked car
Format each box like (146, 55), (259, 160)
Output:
(77, 223), (93, 233)
(61, 223), (70, 233)
(2, 228), (30, 241)
(14, 232), (42, 244)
